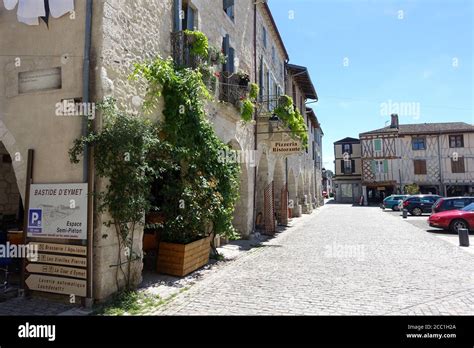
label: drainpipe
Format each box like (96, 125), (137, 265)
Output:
(437, 132), (443, 195)
(252, 2), (257, 235)
(82, 0), (93, 307)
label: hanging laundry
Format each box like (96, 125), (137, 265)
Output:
(49, 0), (73, 18)
(3, 0), (18, 11)
(17, 14), (39, 25)
(17, 0), (45, 19)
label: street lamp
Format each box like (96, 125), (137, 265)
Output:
(269, 114), (280, 131)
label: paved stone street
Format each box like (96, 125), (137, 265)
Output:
(154, 202), (474, 315)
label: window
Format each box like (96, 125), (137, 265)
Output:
(223, 0), (235, 21)
(449, 135), (464, 148)
(344, 160), (352, 174)
(373, 139), (382, 153)
(262, 26), (267, 48)
(413, 160), (427, 175)
(372, 160), (388, 174)
(451, 157), (465, 173)
(342, 143), (352, 155)
(412, 137), (426, 150)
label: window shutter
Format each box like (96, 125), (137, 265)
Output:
(186, 5), (194, 30)
(341, 160), (344, 174)
(223, 34), (230, 71)
(370, 160), (376, 174)
(349, 144), (353, 155)
(173, 0), (183, 32)
(383, 160), (388, 173)
(259, 57), (263, 98)
(228, 47), (235, 73)
(351, 160), (355, 173)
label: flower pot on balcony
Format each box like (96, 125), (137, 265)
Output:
(156, 235), (212, 277)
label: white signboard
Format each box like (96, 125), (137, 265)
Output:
(27, 183), (88, 240)
(271, 141), (303, 155)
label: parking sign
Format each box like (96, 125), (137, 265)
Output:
(28, 209), (43, 233)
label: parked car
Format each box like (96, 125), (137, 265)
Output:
(382, 195), (409, 211)
(322, 191), (328, 198)
(400, 195), (443, 216)
(432, 197), (474, 214)
(428, 202), (474, 232)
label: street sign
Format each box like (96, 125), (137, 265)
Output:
(29, 242), (87, 256)
(26, 264), (87, 280)
(25, 274), (86, 297)
(28, 253), (87, 268)
(27, 183), (88, 240)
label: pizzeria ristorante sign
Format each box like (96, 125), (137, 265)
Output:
(271, 141), (303, 155)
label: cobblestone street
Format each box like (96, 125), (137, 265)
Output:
(155, 202), (474, 315)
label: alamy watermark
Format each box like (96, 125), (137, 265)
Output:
(380, 99), (420, 120)
(324, 243), (366, 261)
(218, 149), (257, 167)
(0, 242), (38, 261)
(55, 100), (96, 120)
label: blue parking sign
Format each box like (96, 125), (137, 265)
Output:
(28, 209), (42, 233)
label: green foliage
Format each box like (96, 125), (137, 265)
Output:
(273, 95), (309, 147)
(240, 99), (254, 122)
(133, 57), (240, 244)
(207, 45), (227, 65)
(69, 98), (175, 289)
(404, 184), (420, 195)
(249, 83), (259, 101)
(184, 30), (209, 58)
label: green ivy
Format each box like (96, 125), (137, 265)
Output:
(133, 57), (240, 244)
(184, 30), (209, 58)
(249, 83), (259, 101)
(273, 95), (309, 147)
(69, 98), (175, 289)
(240, 99), (254, 122)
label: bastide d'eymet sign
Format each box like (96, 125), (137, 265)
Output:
(25, 183), (88, 297)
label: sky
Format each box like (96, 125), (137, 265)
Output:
(268, 0), (473, 172)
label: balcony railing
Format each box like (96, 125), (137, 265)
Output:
(171, 31), (203, 69)
(219, 72), (250, 105)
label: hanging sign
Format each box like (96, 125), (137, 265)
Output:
(27, 183), (88, 240)
(271, 141), (303, 155)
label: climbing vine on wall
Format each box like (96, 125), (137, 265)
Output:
(132, 57), (241, 245)
(273, 95), (309, 147)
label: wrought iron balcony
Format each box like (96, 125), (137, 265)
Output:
(171, 31), (203, 69)
(219, 72), (250, 105)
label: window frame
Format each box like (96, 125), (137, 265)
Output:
(223, 0), (235, 22)
(449, 134), (464, 148)
(413, 159), (427, 175)
(412, 137), (426, 151)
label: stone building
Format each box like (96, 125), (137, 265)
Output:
(0, 0), (324, 303)
(360, 114), (474, 200)
(333, 137), (362, 204)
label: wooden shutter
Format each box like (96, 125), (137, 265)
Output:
(340, 160), (344, 174)
(349, 144), (353, 155)
(259, 56), (263, 98)
(228, 47), (235, 73)
(186, 5), (194, 30)
(383, 160), (388, 173)
(223, 34), (230, 72)
(414, 160), (427, 175)
(173, 0), (183, 32)
(351, 160), (355, 174)
(370, 160), (376, 174)
(451, 157), (465, 173)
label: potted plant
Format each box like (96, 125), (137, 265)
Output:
(236, 71), (250, 87)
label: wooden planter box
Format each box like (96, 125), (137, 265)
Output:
(157, 235), (212, 277)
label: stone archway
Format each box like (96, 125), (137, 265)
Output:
(273, 158), (285, 224)
(228, 139), (251, 238)
(256, 152), (269, 231)
(0, 141), (23, 229)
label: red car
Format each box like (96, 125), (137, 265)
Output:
(428, 202), (474, 233)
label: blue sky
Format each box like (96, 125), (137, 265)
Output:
(268, 0), (473, 172)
